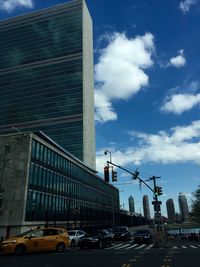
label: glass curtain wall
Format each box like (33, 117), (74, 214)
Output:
(0, 2), (85, 160)
(25, 138), (119, 226)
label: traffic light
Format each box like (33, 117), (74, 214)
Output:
(112, 170), (117, 182)
(154, 186), (162, 196)
(104, 165), (109, 182)
(158, 186), (162, 196)
(132, 168), (139, 180)
(154, 186), (159, 195)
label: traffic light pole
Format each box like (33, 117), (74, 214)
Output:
(149, 176), (162, 230)
(106, 160), (155, 194)
(106, 160), (163, 231)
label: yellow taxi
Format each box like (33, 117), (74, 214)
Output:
(0, 227), (71, 255)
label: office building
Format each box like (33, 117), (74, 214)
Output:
(166, 198), (176, 222)
(178, 193), (189, 222)
(0, 0), (95, 169)
(0, 132), (119, 238)
(128, 196), (135, 213)
(143, 195), (151, 220)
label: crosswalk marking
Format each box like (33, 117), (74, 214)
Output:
(105, 244), (123, 249)
(135, 244), (146, 249)
(72, 243), (200, 252)
(125, 244), (138, 249)
(112, 244), (125, 248)
(145, 244), (154, 250)
(114, 244), (131, 250)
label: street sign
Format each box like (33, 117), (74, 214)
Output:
(154, 213), (162, 219)
(152, 201), (162, 205)
(154, 205), (161, 211)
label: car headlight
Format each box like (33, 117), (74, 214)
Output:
(121, 233), (125, 236)
(2, 240), (17, 245)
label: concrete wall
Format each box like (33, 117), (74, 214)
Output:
(0, 133), (31, 238)
(82, 0), (96, 170)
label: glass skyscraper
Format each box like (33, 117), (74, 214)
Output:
(128, 196), (135, 213)
(143, 195), (151, 220)
(166, 198), (176, 222)
(0, 0), (95, 168)
(178, 192), (189, 222)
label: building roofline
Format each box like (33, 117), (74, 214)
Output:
(34, 130), (97, 173)
(0, 0), (83, 29)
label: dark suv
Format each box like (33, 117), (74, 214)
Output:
(78, 229), (113, 248)
(113, 226), (131, 241)
(134, 229), (152, 244)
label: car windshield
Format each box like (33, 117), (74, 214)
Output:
(68, 231), (76, 236)
(89, 230), (103, 236)
(15, 229), (35, 237)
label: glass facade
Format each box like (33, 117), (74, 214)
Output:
(25, 137), (119, 226)
(0, 0), (95, 165)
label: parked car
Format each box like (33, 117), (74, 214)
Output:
(113, 226), (131, 241)
(68, 230), (86, 246)
(79, 229), (113, 248)
(0, 227), (70, 255)
(134, 229), (152, 244)
(105, 228), (115, 240)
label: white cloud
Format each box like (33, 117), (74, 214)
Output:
(94, 90), (117, 122)
(179, 0), (198, 13)
(169, 49), (186, 68)
(95, 32), (155, 123)
(96, 120), (200, 172)
(161, 93), (200, 114)
(0, 0), (33, 12)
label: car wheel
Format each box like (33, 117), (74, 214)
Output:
(99, 241), (103, 249)
(56, 242), (65, 252)
(71, 239), (75, 247)
(15, 244), (26, 256)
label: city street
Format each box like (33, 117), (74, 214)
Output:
(1, 240), (200, 267)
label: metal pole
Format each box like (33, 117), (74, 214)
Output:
(149, 176), (161, 231)
(112, 197), (115, 228)
(107, 160), (155, 194)
(104, 150), (112, 163)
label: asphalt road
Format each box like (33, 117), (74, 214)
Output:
(1, 240), (200, 267)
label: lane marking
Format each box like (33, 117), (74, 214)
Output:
(181, 245), (187, 249)
(190, 245), (198, 248)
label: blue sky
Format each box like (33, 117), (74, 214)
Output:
(0, 0), (200, 217)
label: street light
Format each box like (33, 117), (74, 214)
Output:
(104, 150), (115, 226)
(11, 126), (21, 133)
(104, 149), (112, 162)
